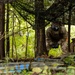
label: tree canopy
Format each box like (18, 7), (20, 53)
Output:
(10, 0), (75, 27)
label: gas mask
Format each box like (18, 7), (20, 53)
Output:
(51, 24), (59, 31)
(51, 24), (60, 39)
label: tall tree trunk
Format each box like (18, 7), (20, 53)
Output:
(0, 4), (5, 59)
(6, 3), (10, 56)
(35, 0), (47, 57)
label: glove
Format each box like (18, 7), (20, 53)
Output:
(51, 43), (59, 48)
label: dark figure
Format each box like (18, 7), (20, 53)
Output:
(70, 38), (75, 53)
(46, 21), (68, 53)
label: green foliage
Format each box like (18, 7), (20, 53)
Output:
(9, 28), (35, 58)
(8, 8), (35, 58)
(66, 68), (75, 75)
(65, 25), (75, 39)
(1, 65), (75, 75)
(56, 72), (65, 75)
(48, 45), (62, 57)
(62, 55), (75, 66)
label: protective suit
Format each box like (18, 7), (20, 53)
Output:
(46, 22), (68, 54)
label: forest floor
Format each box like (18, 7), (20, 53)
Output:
(0, 57), (75, 75)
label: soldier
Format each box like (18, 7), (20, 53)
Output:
(46, 21), (68, 53)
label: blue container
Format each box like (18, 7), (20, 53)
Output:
(26, 64), (30, 70)
(20, 64), (24, 70)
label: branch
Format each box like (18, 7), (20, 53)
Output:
(0, 0), (16, 3)
(0, 27), (31, 41)
(11, 1), (35, 15)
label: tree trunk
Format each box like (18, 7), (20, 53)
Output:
(6, 3), (10, 56)
(35, 0), (47, 57)
(0, 4), (5, 59)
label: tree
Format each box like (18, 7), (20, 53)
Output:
(35, 0), (47, 56)
(0, 4), (5, 59)
(6, 3), (10, 56)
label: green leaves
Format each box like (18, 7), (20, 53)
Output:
(48, 45), (62, 57)
(62, 55), (75, 66)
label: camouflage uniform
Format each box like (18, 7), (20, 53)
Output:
(46, 22), (68, 53)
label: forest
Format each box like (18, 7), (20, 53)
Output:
(0, 0), (75, 74)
